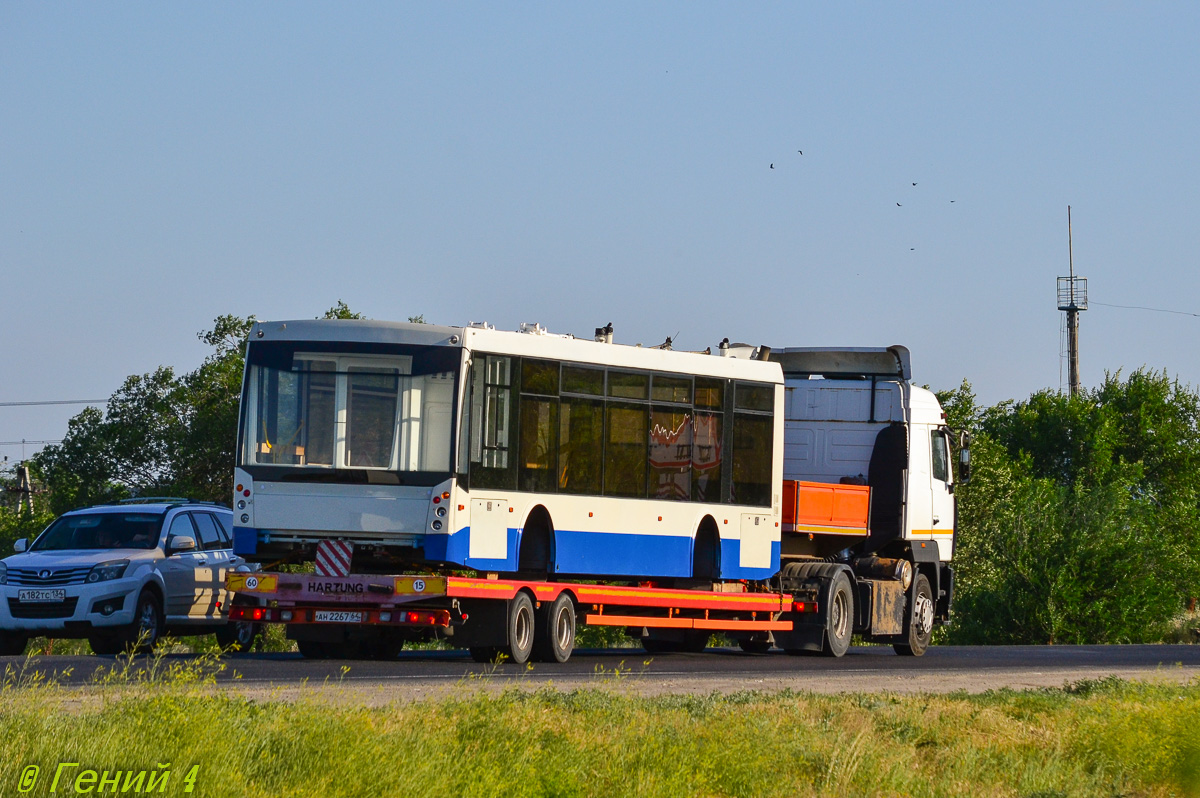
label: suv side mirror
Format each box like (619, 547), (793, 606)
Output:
(14, 538), (27, 553)
(168, 535), (196, 555)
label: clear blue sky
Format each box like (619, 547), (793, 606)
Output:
(3, 3), (1199, 456)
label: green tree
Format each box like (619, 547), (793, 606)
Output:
(323, 301), (364, 320)
(943, 370), (1200, 644)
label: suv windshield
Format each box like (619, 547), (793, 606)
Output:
(32, 512), (165, 551)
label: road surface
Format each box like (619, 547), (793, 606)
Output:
(4, 645), (1198, 700)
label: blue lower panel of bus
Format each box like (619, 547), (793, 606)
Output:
(233, 525), (780, 581)
(423, 526), (780, 581)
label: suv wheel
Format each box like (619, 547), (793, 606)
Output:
(124, 590), (163, 654)
(215, 620), (259, 654)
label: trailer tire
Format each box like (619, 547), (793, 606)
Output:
(821, 571), (854, 658)
(532, 592), (576, 663)
(894, 573), (934, 657)
(505, 592), (536, 665)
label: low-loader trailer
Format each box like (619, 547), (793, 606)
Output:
(228, 320), (966, 662)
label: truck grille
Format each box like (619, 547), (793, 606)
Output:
(7, 567), (91, 586)
(8, 597), (79, 619)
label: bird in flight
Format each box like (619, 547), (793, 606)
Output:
(770, 164), (774, 169)
(896, 202), (902, 207)
(798, 150), (803, 155)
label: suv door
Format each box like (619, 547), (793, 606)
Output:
(160, 513), (206, 620)
(189, 512), (228, 620)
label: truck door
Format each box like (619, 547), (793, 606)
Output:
(906, 423), (935, 539)
(929, 428), (955, 554)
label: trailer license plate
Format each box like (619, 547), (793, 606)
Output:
(314, 610), (362, 624)
(18, 589), (66, 603)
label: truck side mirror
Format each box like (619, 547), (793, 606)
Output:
(958, 445), (971, 485)
(14, 538), (27, 553)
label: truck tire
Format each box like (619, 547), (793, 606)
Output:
(0, 630), (28, 656)
(532, 592), (576, 663)
(821, 571), (854, 658)
(894, 574), (934, 657)
(505, 592), (535, 665)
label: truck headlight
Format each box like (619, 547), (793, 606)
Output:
(86, 560), (129, 583)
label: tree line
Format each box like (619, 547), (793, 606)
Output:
(3, 309), (1197, 644)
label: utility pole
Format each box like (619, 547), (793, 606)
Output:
(16, 463), (34, 515)
(1058, 206), (1088, 397)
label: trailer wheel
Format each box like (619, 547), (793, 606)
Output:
(821, 571), (854, 658)
(505, 592), (536, 665)
(532, 592), (576, 663)
(894, 574), (934, 657)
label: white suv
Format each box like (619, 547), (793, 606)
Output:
(0, 499), (259, 656)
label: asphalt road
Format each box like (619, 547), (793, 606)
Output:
(5, 645), (1200, 697)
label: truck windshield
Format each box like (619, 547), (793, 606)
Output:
(240, 342), (459, 476)
(32, 513), (164, 551)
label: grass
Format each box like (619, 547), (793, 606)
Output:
(0, 655), (1198, 798)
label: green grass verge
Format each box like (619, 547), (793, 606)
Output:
(1, 670), (1197, 797)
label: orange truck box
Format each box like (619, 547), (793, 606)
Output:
(781, 480), (870, 535)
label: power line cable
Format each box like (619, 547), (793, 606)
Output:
(1093, 302), (1200, 318)
(0, 440), (61, 446)
(0, 399), (106, 408)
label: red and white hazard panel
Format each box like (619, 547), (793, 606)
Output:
(314, 540), (353, 577)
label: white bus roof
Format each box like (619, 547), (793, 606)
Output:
(249, 319), (783, 383)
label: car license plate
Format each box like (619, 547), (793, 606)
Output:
(314, 610), (363, 624)
(18, 589), (66, 603)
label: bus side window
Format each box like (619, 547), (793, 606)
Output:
(470, 355), (517, 490)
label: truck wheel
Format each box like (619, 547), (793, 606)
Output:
(682, 631), (711, 653)
(505, 592), (535, 665)
(532, 593), (576, 663)
(894, 574), (934, 657)
(821, 571), (854, 658)
(0, 629), (28, 656)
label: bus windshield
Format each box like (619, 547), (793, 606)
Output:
(240, 342), (460, 476)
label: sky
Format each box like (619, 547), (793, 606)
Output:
(3, 3), (1199, 459)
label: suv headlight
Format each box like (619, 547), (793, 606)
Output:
(0, 562), (6, 585)
(86, 560), (129, 583)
